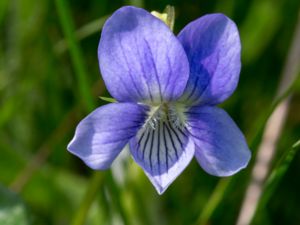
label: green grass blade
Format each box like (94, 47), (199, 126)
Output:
(196, 72), (300, 225)
(292, 139), (300, 148)
(252, 141), (300, 223)
(55, 0), (94, 111)
(0, 0), (9, 24)
(54, 15), (109, 55)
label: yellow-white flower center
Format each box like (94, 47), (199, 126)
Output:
(144, 103), (187, 130)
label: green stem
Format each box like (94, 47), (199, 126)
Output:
(197, 178), (231, 225)
(106, 171), (130, 225)
(71, 172), (104, 225)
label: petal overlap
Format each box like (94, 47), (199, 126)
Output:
(68, 103), (148, 169)
(178, 13), (241, 105)
(130, 119), (195, 194)
(98, 6), (190, 104)
(186, 106), (251, 176)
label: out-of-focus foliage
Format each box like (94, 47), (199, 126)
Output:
(0, 0), (300, 225)
(0, 185), (30, 225)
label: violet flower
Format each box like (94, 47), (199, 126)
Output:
(68, 6), (251, 194)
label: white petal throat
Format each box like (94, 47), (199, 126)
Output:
(129, 103), (194, 194)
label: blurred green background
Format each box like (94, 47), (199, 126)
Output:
(1, 0), (300, 225)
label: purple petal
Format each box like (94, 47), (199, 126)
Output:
(68, 103), (148, 169)
(129, 120), (195, 194)
(186, 106), (251, 176)
(98, 6), (189, 104)
(178, 13), (241, 105)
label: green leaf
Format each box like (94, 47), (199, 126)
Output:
(99, 96), (117, 103)
(0, 184), (30, 225)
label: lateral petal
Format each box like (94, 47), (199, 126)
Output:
(68, 103), (148, 169)
(186, 106), (251, 176)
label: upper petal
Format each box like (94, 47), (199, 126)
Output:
(68, 103), (148, 169)
(178, 13), (241, 105)
(129, 119), (195, 194)
(98, 6), (190, 104)
(186, 106), (251, 176)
